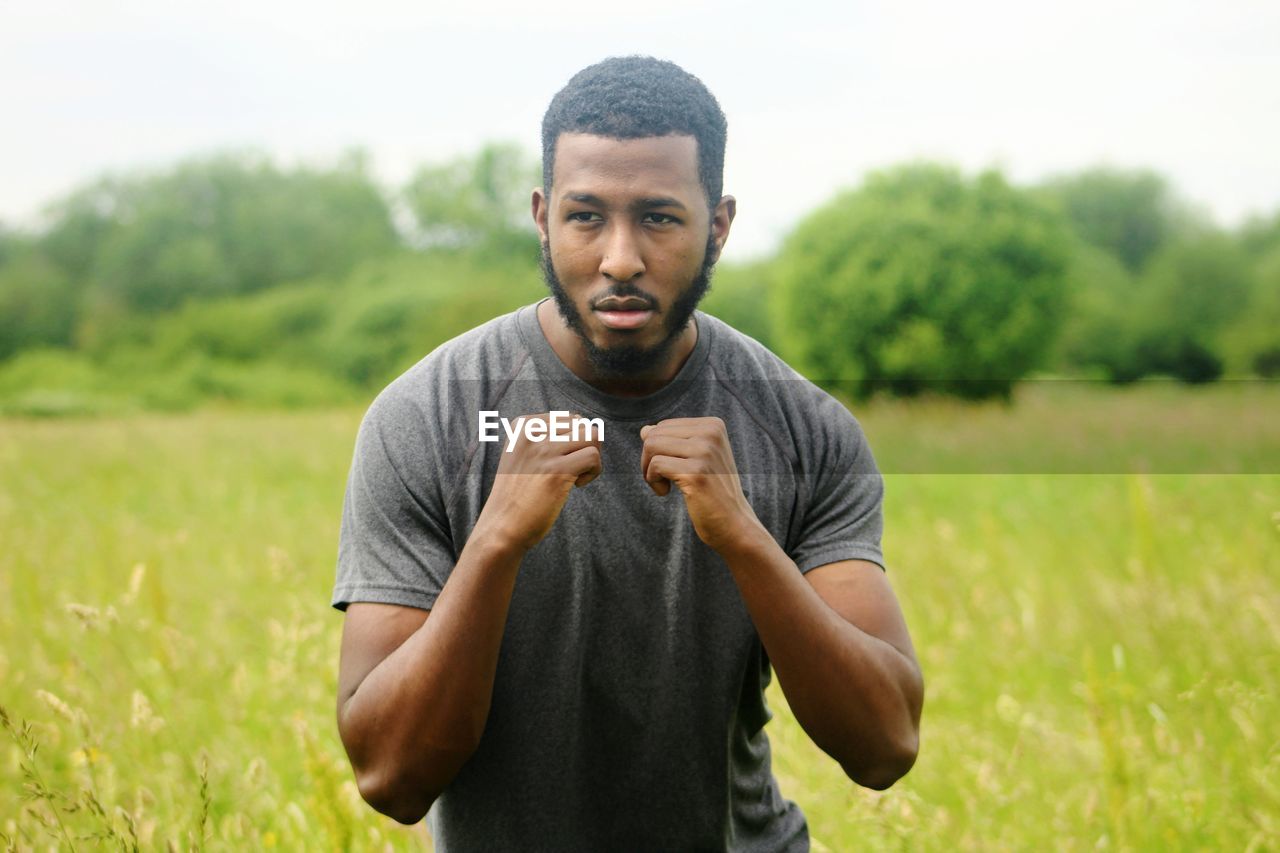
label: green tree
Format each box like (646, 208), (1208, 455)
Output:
(0, 235), (77, 360)
(402, 142), (540, 256)
(773, 164), (1071, 401)
(1226, 212), (1280, 376)
(41, 152), (399, 315)
(700, 259), (776, 350)
(1052, 244), (1144, 381)
(1237, 210), (1280, 259)
(39, 182), (121, 283)
(1131, 233), (1256, 382)
(0, 224), (20, 266)
(1038, 168), (1202, 274)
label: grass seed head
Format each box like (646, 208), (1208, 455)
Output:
(122, 563), (146, 606)
(34, 690), (78, 724)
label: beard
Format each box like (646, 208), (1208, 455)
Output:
(539, 230), (718, 379)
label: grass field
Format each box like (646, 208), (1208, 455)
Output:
(2, 384), (1278, 850)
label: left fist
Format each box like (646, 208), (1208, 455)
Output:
(639, 417), (761, 552)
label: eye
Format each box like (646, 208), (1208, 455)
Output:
(643, 213), (680, 225)
(567, 211), (601, 223)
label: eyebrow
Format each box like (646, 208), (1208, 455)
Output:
(563, 192), (688, 213)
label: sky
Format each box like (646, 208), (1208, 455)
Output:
(3, 0), (1279, 260)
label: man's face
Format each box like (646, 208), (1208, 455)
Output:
(533, 133), (733, 377)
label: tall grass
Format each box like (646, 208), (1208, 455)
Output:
(1, 389), (1277, 849)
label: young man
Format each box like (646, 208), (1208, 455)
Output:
(333, 56), (923, 851)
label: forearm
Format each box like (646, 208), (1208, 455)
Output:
(339, 521), (524, 820)
(718, 521), (922, 788)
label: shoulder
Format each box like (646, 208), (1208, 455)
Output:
(364, 306), (532, 426)
(699, 311), (869, 456)
(698, 311), (804, 383)
(354, 306), (534, 475)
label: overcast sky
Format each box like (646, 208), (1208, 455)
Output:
(4, 0), (1279, 260)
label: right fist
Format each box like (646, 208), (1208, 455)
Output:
(474, 412), (603, 553)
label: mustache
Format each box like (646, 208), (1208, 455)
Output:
(591, 282), (658, 311)
(537, 239), (660, 312)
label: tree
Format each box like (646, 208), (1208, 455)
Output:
(40, 152), (400, 315)
(700, 259), (776, 350)
(1237, 210), (1280, 259)
(1131, 233), (1256, 382)
(772, 164), (1071, 401)
(0, 242), (76, 359)
(1037, 168), (1202, 274)
(402, 142), (540, 256)
(1225, 212), (1280, 376)
(1051, 244), (1144, 381)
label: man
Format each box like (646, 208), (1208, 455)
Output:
(333, 56), (923, 851)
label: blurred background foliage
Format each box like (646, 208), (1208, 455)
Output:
(1, 144), (1277, 414)
(770, 164), (1070, 401)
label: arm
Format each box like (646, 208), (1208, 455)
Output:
(336, 414), (602, 824)
(717, 542), (923, 789)
(336, 527), (523, 824)
(640, 418), (923, 789)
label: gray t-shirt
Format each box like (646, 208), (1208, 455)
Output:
(333, 300), (886, 852)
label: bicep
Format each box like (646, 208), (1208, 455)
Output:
(337, 602), (431, 712)
(805, 559), (918, 665)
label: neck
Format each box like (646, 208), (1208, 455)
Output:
(536, 299), (698, 397)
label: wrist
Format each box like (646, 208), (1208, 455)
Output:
(709, 509), (775, 562)
(466, 516), (531, 565)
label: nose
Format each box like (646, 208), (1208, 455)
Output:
(599, 223), (645, 283)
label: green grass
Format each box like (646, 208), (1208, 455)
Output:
(856, 379), (1279, 474)
(1, 387), (1277, 850)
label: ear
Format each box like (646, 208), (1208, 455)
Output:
(708, 194), (736, 264)
(531, 187), (550, 243)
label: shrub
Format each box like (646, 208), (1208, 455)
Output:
(772, 164), (1071, 400)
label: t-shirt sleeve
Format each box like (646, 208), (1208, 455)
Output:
(788, 392), (887, 574)
(331, 389), (457, 612)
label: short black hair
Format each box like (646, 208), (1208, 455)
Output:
(541, 56), (728, 210)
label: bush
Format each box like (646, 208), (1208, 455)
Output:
(0, 250), (550, 413)
(0, 249), (77, 359)
(772, 164), (1071, 400)
(1127, 233), (1253, 382)
(1051, 245), (1142, 381)
(1222, 244), (1280, 377)
(1036, 168), (1200, 274)
(701, 259), (776, 349)
(315, 251), (545, 388)
(1254, 347), (1280, 378)
(0, 348), (104, 396)
(0, 349), (124, 416)
(41, 152), (399, 315)
(146, 283), (335, 365)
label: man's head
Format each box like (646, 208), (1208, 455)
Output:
(533, 56), (735, 382)
(541, 56), (728, 213)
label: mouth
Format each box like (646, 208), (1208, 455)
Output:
(592, 295), (657, 331)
